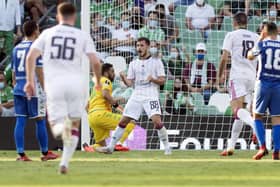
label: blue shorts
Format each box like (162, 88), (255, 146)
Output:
(253, 81), (280, 116)
(14, 95), (46, 118)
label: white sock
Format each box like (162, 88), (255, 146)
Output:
(157, 126), (170, 150)
(60, 128), (79, 168)
(108, 126), (125, 151)
(228, 119), (243, 150)
(237, 108), (255, 133)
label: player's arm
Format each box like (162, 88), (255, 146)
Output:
(36, 67), (44, 90)
(147, 75), (165, 86)
(218, 50), (230, 86)
(25, 48), (41, 98)
(87, 53), (102, 88)
(120, 71), (133, 87)
(102, 89), (124, 106)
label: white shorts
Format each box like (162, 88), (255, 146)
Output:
(45, 79), (85, 123)
(123, 98), (162, 120)
(229, 79), (254, 103)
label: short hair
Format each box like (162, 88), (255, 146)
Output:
(265, 21), (278, 36)
(121, 11), (130, 17)
(148, 11), (159, 18)
(23, 20), (38, 37)
(137, 37), (150, 46)
(91, 12), (101, 20)
(155, 4), (165, 10)
(233, 12), (247, 26)
(57, 2), (76, 18)
(102, 63), (113, 75)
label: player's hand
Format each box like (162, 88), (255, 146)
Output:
(24, 82), (35, 100)
(147, 75), (154, 82)
(259, 29), (267, 41)
(116, 97), (126, 104)
(120, 71), (126, 79)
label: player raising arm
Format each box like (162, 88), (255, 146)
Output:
(97, 37), (171, 155)
(24, 3), (101, 174)
(248, 21), (280, 160)
(85, 63), (135, 152)
(218, 12), (259, 156)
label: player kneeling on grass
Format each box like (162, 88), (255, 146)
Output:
(248, 21), (280, 160)
(12, 20), (59, 161)
(84, 63), (135, 152)
(96, 37), (172, 155)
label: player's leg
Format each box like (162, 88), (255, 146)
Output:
(144, 99), (171, 155)
(13, 95), (31, 161)
(269, 86), (280, 160)
(221, 80), (247, 156)
(28, 95), (59, 161)
(59, 118), (81, 174)
(103, 99), (143, 153)
(252, 82), (270, 160)
(271, 117), (280, 160)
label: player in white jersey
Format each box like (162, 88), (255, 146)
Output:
(97, 37), (171, 155)
(218, 12), (259, 156)
(24, 3), (101, 174)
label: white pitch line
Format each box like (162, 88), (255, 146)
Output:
(0, 158), (278, 162)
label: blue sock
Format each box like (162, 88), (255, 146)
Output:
(36, 119), (48, 153)
(14, 116), (27, 154)
(254, 119), (266, 147)
(272, 125), (280, 153)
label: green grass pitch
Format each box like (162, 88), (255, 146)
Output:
(0, 150), (280, 187)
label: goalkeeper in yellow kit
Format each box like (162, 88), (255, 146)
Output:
(86, 63), (135, 152)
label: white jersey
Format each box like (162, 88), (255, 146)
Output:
(31, 24), (96, 84)
(127, 57), (165, 101)
(222, 29), (259, 81)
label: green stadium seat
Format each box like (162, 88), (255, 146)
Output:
(175, 6), (188, 30)
(180, 30), (204, 54)
(221, 17), (233, 32)
(248, 16), (261, 32)
(163, 80), (174, 92)
(224, 106), (233, 116)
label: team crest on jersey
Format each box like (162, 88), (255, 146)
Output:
(104, 79), (111, 86)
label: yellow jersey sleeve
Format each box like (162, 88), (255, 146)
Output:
(88, 77), (113, 112)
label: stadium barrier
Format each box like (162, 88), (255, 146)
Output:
(0, 116), (272, 150)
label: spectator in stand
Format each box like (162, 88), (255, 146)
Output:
(165, 77), (193, 115)
(111, 12), (137, 64)
(267, 3), (279, 25)
(219, 0), (250, 17)
(185, 0), (215, 38)
(91, 12), (113, 59)
(90, 0), (112, 17)
(138, 11), (165, 45)
(0, 71), (14, 117)
(277, 0), (280, 17)
(108, 0), (134, 28)
(183, 43), (216, 105)
(155, 4), (179, 44)
(24, 0), (47, 22)
(130, 5), (145, 30)
(167, 46), (186, 78)
(150, 40), (173, 80)
(0, 0), (22, 58)
(168, 0), (195, 15)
